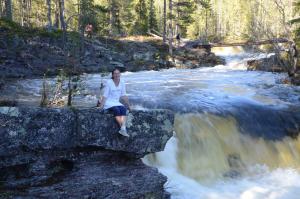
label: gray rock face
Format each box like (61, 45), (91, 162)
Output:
(246, 54), (288, 72)
(0, 107), (174, 157)
(0, 107), (174, 198)
(77, 108), (174, 156)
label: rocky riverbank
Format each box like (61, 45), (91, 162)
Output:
(246, 52), (300, 85)
(0, 106), (174, 198)
(0, 19), (225, 80)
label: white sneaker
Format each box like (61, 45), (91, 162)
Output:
(119, 127), (129, 137)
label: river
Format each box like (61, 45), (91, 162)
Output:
(1, 46), (300, 199)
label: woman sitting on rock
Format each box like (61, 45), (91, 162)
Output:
(97, 68), (131, 137)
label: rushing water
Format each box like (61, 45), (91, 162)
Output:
(1, 46), (300, 198)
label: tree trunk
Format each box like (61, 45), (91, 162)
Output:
(0, 0), (2, 17)
(18, 0), (24, 26)
(163, 0), (167, 42)
(46, 0), (52, 30)
(78, 0), (84, 57)
(67, 76), (72, 106)
(168, 0), (173, 58)
(25, 0), (32, 26)
(175, 0), (179, 37)
(109, 0), (115, 36)
(205, 9), (208, 40)
(58, 0), (66, 50)
(5, 0), (12, 20)
(54, 0), (60, 28)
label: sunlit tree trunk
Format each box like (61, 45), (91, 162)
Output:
(163, 0), (167, 42)
(18, 0), (24, 26)
(54, 0), (60, 28)
(205, 9), (208, 39)
(175, 0), (179, 36)
(169, 0), (173, 57)
(25, 0), (32, 26)
(46, 0), (52, 30)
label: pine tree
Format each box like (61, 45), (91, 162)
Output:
(132, 0), (149, 34)
(149, 0), (158, 31)
(174, 0), (196, 37)
(196, 0), (211, 40)
(109, 0), (122, 35)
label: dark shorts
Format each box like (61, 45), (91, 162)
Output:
(108, 106), (127, 116)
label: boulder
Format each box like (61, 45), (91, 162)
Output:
(173, 47), (226, 69)
(291, 71), (300, 85)
(247, 54), (287, 72)
(0, 106), (174, 198)
(0, 107), (174, 158)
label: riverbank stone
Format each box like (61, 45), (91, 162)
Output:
(0, 106), (174, 198)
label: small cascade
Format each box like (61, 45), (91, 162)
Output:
(144, 112), (300, 198)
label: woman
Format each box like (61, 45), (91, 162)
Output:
(98, 68), (131, 137)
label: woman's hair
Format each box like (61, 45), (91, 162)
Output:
(111, 68), (120, 79)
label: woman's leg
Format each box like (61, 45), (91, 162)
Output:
(115, 116), (124, 127)
(109, 106), (129, 136)
(118, 106), (127, 128)
(117, 106), (128, 136)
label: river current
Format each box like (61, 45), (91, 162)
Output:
(1, 47), (300, 199)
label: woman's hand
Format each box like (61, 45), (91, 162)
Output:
(127, 105), (132, 112)
(96, 99), (104, 109)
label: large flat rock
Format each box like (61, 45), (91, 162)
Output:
(0, 107), (174, 158)
(0, 106), (174, 198)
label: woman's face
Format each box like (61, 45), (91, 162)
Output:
(112, 69), (121, 81)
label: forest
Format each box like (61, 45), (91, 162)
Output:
(0, 0), (299, 42)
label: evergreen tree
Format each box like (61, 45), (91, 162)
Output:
(174, 0), (196, 37)
(132, 0), (149, 34)
(80, 0), (97, 30)
(109, 0), (122, 35)
(149, 0), (158, 31)
(118, 0), (134, 35)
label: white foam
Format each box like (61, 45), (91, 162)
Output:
(148, 137), (300, 199)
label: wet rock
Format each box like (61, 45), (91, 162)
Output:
(290, 72), (300, 85)
(223, 153), (245, 179)
(173, 47), (225, 69)
(247, 53), (287, 72)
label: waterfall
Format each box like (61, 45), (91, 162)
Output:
(144, 112), (300, 198)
